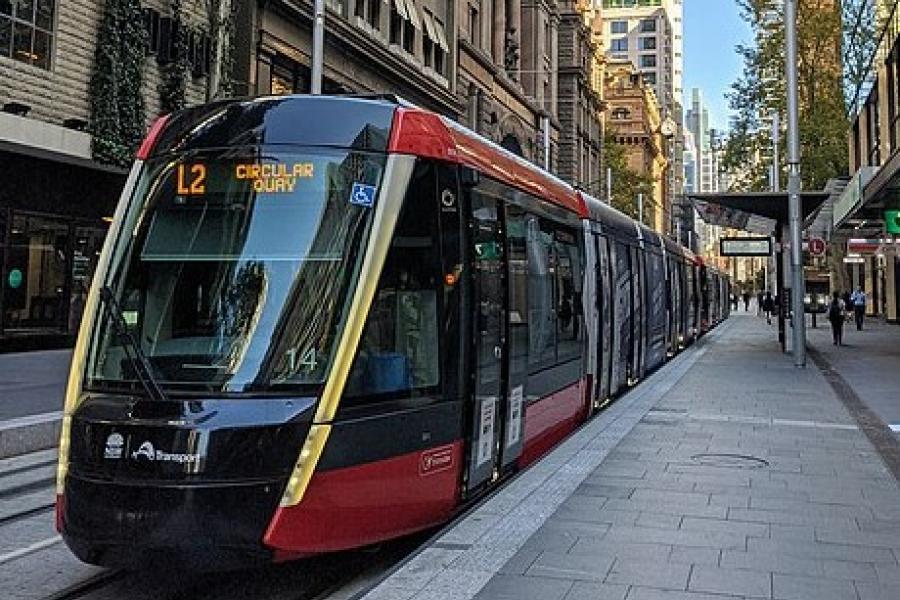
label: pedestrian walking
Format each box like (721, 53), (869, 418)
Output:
(850, 286), (867, 330)
(742, 292), (751, 311)
(731, 294), (739, 311)
(757, 291), (764, 316)
(827, 291), (845, 345)
(843, 290), (853, 322)
(763, 291), (775, 325)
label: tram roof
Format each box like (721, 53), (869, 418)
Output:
(139, 95), (588, 218)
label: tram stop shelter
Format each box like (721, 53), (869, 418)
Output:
(686, 191), (829, 351)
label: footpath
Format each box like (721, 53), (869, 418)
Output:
(363, 314), (900, 600)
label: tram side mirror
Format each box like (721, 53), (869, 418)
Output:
(460, 166), (480, 188)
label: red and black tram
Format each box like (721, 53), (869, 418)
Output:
(55, 95), (728, 568)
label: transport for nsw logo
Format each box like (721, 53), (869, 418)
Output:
(419, 445), (455, 476)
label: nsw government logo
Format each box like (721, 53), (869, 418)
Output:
(104, 433), (124, 459)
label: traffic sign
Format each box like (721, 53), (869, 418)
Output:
(808, 237), (826, 256)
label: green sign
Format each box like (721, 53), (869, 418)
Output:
(7, 269), (22, 289)
(886, 209), (900, 235)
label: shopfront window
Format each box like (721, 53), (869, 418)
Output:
(3, 214), (68, 332)
(0, 213), (107, 338)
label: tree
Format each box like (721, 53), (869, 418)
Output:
(603, 131), (655, 222)
(90, 0), (148, 167)
(723, 0), (848, 193)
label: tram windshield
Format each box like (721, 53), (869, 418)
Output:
(85, 148), (387, 393)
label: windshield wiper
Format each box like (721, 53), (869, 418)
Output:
(99, 286), (169, 402)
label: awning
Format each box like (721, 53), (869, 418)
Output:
(687, 191), (830, 234)
(432, 15), (449, 52)
(421, 10), (436, 41)
(393, 0), (409, 22)
(404, 0), (420, 28)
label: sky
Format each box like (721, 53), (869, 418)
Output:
(682, 0), (753, 132)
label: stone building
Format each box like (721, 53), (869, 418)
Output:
(237, 0), (561, 166)
(0, 0), (214, 350)
(603, 58), (668, 233)
(555, 0), (604, 190)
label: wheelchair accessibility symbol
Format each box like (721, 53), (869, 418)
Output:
(350, 183), (377, 207)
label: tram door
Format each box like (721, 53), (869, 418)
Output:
(465, 192), (511, 493)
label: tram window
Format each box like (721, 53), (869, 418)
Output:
(555, 232), (581, 362)
(345, 162), (441, 399)
(526, 216), (556, 369)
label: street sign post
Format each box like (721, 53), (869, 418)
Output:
(720, 237), (772, 257)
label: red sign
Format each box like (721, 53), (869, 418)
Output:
(808, 237), (826, 256)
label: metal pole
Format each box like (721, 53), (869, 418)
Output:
(311, 0), (326, 94)
(772, 113), (780, 193)
(785, 0), (805, 367)
(638, 193), (643, 224)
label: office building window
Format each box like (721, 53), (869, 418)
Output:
(0, 0), (54, 69)
(640, 55), (656, 68)
(610, 38), (628, 52)
(468, 4), (480, 46)
(639, 36), (656, 50)
(422, 9), (448, 75)
(610, 20), (627, 34)
(639, 18), (656, 33)
(642, 71), (656, 85)
(389, 0), (416, 54)
(355, 0), (381, 29)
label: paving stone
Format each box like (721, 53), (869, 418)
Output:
(605, 558), (690, 589)
(747, 538), (897, 565)
(720, 549), (820, 577)
(772, 573), (856, 600)
(636, 512), (682, 530)
(497, 548), (541, 575)
(667, 546), (721, 567)
(688, 565), (771, 598)
(476, 574), (573, 600)
(562, 581), (629, 600)
(567, 539), (672, 564)
(526, 551), (615, 582)
(680, 516), (769, 538)
(854, 581), (900, 600)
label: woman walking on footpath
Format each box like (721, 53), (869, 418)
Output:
(827, 292), (846, 346)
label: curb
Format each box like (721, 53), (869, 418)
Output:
(0, 412), (62, 459)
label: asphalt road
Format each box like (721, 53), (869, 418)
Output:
(0, 350), (71, 421)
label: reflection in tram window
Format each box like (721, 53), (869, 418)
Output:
(345, 163), (440, 399)
(526, 216), (556, 369)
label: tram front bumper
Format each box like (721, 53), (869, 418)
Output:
(60, 474), (286, 570)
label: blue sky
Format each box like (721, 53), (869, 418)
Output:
(682, 0), (752, 132)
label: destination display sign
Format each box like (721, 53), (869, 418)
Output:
(174, 161), (317, 196)
(720, 237), (772, 257)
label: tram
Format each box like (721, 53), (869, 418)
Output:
(54, 95), (728, 568)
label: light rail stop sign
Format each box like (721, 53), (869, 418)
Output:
(808, 237), (826, 257)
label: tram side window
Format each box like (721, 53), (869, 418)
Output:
(345, 163), (441, 399)
(555, 231), (582, 362)
(526, 216), (556, 370)
(524, 213), (582, 389)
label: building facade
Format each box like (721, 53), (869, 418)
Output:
(0, 0), (214, 350)
(842, 0), (900, 321)
(556, 0), (604, 189)
(598, 0), (681, 233)
(604, 58), (668, 233)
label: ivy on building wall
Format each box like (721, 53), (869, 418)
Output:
(205, 0), (239, 99)
(90, 0), (148, 167)
(160, 0), (190, 113)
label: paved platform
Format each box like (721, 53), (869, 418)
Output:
(364, 314), (900, 600)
